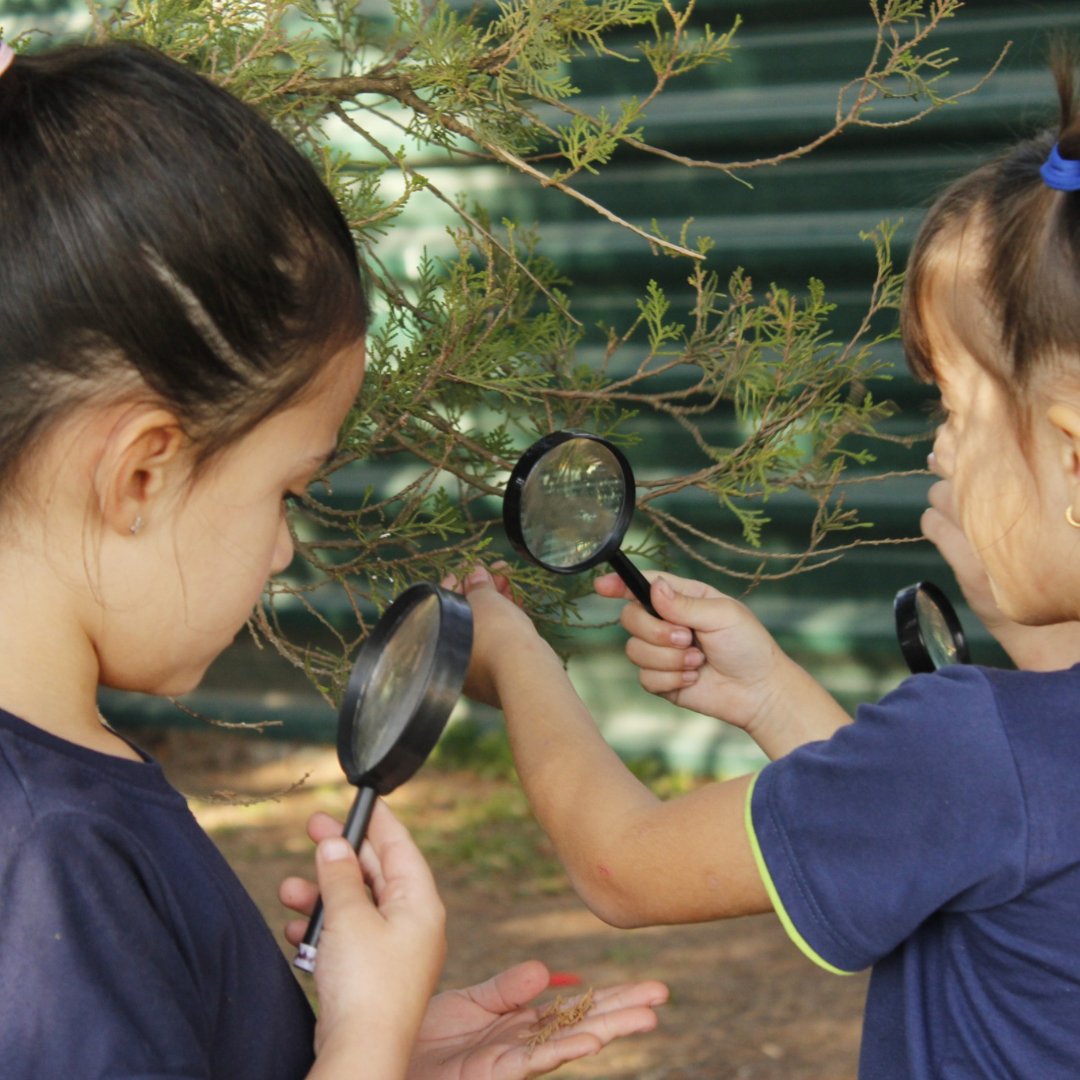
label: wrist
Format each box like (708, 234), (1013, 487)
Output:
(743, 655), (849, 758)
(310, 1026), (412, 1080)
(491, 629), (559, 701)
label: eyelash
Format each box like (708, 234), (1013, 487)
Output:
(926, 400), (950, 424)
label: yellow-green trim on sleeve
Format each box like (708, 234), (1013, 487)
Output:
(744, 771), (858, 977)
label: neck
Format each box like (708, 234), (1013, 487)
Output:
(0, 531), (142, 762)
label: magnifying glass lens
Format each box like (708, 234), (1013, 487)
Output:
(352, 593), (441, 770)
(915, 588), (961, 669)
(894, 581), (970, 674)
(296, 585), (472, 974)
(521, 438), (626, 568)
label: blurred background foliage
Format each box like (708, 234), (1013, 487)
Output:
(5, 0), (1071, 774)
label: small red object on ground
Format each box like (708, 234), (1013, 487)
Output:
(547, 972), (583, 987)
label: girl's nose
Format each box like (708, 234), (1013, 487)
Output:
(270, 516), (295, 576)
(931, 426), (955, 478)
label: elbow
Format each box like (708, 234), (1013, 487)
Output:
(566, 861), (655, 930)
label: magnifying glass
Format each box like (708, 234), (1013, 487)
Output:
(503, 430), (660, 617)
(893, 581), (970, 674)
(294, 582), (473, 973)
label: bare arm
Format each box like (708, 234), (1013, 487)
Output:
(460, 573), (771, 929)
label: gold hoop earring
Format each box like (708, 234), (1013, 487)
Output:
(130, 516), (145, 536)
(1067, 507), (1080, 530)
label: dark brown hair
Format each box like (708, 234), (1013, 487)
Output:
(0, 42), (369, 501)
(902, 42), (1080, 391)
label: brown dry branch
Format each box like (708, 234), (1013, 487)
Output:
(521, 988), (596, 1051)
(192, 772), (312, 807)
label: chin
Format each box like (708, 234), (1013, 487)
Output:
(100, 664), (212, 699)
(993, 589), (1072, 628)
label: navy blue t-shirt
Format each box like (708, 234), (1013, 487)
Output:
(0, 707), (316, 1079)
(748, 664), (1080, 1078)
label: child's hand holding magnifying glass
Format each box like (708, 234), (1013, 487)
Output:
(594, 570), (851, 759)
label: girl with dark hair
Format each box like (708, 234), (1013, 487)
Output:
(457, 48), (1080, 1078)
(0, 38), (666, 1080)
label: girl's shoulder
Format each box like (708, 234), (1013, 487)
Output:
(862, 661), (1080, 742)
(0, 705), (184, 812)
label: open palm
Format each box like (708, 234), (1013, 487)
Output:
(407, 961), (667, 1080)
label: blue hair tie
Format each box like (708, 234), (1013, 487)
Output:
(1041, 143), (1080, 192)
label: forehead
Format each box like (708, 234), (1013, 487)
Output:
(917, 225), (1003, 389)
(226, 338), (366, 472)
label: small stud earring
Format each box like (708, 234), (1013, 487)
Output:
(130, 516), (145, 536)
(1067, 507), (1080, 530)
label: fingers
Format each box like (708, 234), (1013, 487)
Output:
(589, 979), (669, 1012)
(594, 571), (635, 599)
(926, 478), (957, 520)
(462, 960), (551, 1014)
(620, 599), (694, 650)
(625, 636), (704, 694)
(360, 801), (444, 921)
(633, 661), (703, 697)
(283, 918), (309, 947)
(442, 562), (517, 600)
(520, 1032), (604, 1075)
(280, 812), (347, 940)
(521, 981), (668, 1074)
(307, 811), (345, 844)
(595, 570), (718, 603)
(597, 570), (728, 640)
(488, 560), (515, 599)
(921, 503), (977, 572)
(279, 874), (319, 917)
(647, 576), (742, 634)
(290, 803), (444, 939)
(315, 834), (374, 930)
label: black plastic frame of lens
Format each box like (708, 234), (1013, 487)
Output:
(336, 582), (473, 792)
(893, 581), (971, 674)
(503, 429), (637, 574)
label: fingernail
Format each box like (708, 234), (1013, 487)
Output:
(320, 838), (353, 862)
(670, 628), (692, 647)
(684, 649), (703, 668)
(682, 670), (699, 684)
(655, 578), (674, 600)
(467, 567), (490, 585)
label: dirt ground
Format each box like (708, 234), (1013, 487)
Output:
(133, 727), (868, 1080)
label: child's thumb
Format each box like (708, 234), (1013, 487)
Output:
(650, 575), (730, 633)
(315, 837), (370, 927)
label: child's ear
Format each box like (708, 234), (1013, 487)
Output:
(94, 407), (187, 536)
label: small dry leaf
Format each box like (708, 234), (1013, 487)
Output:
(521, 989), (595, 1052)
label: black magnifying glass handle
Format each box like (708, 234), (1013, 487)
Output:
(607, 549), (703, 650)
(294, 784), (378, 973)
(607, 549), (659, 617)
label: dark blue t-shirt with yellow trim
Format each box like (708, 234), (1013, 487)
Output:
(0, 706), (316, 1080)
(748, 664), (1080, 1078)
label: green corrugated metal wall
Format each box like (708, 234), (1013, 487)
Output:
(24, 1), (1068, 760)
